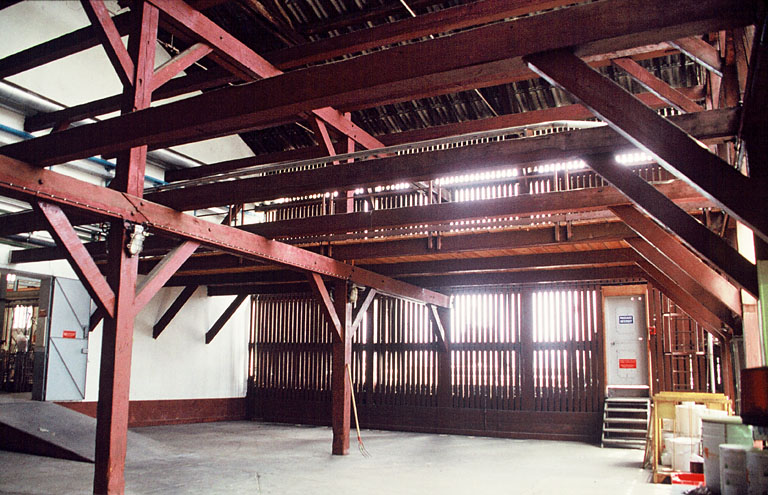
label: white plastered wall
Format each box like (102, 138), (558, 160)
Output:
(0, 1), (254, 400)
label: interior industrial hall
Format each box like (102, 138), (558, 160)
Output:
(0, 0), (766, 494)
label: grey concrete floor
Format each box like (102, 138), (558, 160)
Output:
(0, 421), (691, 495)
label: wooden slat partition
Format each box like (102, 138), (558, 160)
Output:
(249, 283), (605, 442)
(647, 286), (717, 394)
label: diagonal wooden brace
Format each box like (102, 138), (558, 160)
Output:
(307, 272), (343, 342)
(525, 48), (768, 244)
(350, 288), (376, 332)
(581, 152), (757, 298)
(134, 240), (200, 310)
(36, 201), (115, 318)
(428, 304), (450, 353)
(80, 0), (135, 88)
(205, 294), (248, 344)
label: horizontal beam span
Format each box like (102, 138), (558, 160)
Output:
(166, 88), (704, 183)
(0, 154), (449, 307)
(146, 109), (736, 211)
(0, 0), (755, 167)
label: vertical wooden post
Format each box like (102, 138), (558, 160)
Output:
(94, 3), (157, 493)
(520, 290), (535, 411)
(94, 225), (139, 495)
(331, 281), (352, 455)
(436, 306), (452, 409)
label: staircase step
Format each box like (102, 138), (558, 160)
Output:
(605, 398), (650, 403)
(604, 418), (648, 424)
(603, 427), (647, 434)
(604, 407), (649, 413)
(602, 438), (646, 449)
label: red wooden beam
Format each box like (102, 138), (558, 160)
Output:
(80, 0), (135, 88)
(0, 155), (449, 307)
(307, 272), (342, 342)
(739, 18), (768, 183)
(1, 0), (755, 166)
(94, 3), (159, 492)
(5, 179), (702, 266)
(636, 259), (728, 340)
(350, 288), (376, 332)
(611, 204), (744, 315)
(205, 294), (248, 344)
(627, 237), (739, 329)
(267, 0), (576, 70)
(24, 67), (236, 133)
(153, 285), (198, 338)
(331, 280), (352, 455)
(36, 202), (115, 318)
(399, 265), (642, 288)
(611, 57), (702, 113)
(242, 181), (703, 240)
(670, 37), (724, 76)
(525, 48), (768, 243)
(165, 88), (704, 183)
(145, 109), (734, 211)
(150, 42), (213, 92)
(147, 0), (386, 152)
(364, 249), (636, 277)
(0, 11), (132, 79)
(581, 152), (756, 297)
(134, 240), (200, 310)
(332, 221), (634, 261)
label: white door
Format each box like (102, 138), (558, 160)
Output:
(604, 295), (649, 388)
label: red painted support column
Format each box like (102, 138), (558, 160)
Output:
(94, 224), (139, 494)
(331, 281), (352, 455)
(93, 3), (157, 493)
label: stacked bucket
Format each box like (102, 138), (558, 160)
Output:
(700, 414), (766, 494)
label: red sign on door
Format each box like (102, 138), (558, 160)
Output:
(619, 359), (637, 369)
(62, 330), (77, 339)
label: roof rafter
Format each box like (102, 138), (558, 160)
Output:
(1, 0), (755, 167)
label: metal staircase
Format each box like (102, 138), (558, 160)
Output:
(601, 397), (651, 449)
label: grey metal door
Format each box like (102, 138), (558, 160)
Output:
(604, 295), (649, 388)
(42, 277), (91, 401)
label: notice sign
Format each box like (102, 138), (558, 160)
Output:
(618, 315), (634, 325)
(619, 359), (637, 369)
(62, 330), (77, 339)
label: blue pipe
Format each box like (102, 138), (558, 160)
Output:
(0, 123), (167, 186)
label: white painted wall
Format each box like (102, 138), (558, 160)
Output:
(0, 245), (250, 400)
(0, 1), (254, 401)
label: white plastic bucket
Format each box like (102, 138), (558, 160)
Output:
(673, 436), (699, 472)
(747, 448), (768, 495)
(721, 444), (750, 495)
(703, 417), (752, 494)
(676, 403), (708, 437)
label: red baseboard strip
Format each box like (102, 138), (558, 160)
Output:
(56, 397), (247, 427)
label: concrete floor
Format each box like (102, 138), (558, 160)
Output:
(0, 421), (690, 495)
